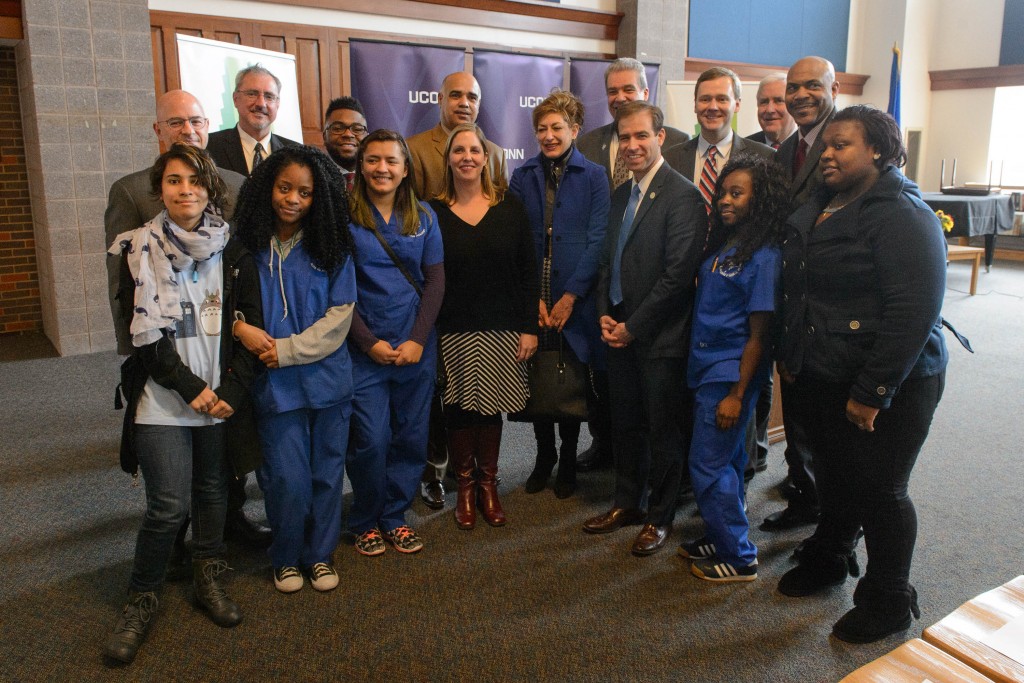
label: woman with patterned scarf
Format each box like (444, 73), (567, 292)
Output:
(104, 143), (262, 664)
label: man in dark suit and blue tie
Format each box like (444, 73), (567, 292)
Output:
(582, 101), (706, 556)
(206, 64), (299, 177)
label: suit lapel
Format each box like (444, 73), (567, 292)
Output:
(431, 124), (446, 158)
(791, 134), (824, 193)
(226, 129), (248, 177)
(622, 165), (666, 247)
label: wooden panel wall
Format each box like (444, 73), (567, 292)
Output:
(149, 11), (614, 146)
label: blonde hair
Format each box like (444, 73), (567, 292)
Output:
(436, 123), (506, 207)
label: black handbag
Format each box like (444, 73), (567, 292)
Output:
(509, 334), (589, 422)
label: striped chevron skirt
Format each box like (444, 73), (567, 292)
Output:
(439, 330), (529, 416)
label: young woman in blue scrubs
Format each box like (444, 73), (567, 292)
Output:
(232, 146), (357, 594)
(345, 130), (444, 556)
(678, 155), (787, 583)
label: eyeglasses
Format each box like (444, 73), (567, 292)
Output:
(157, 117), (209, 130)
(324, 122), (368, 136)
(237, 89), (280, 104)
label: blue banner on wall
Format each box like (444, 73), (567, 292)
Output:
(569, 59), (662, 136)
(349, 40), (465, 138)
(473, 50), (564, 173)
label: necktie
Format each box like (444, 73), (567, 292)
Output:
(610, 183), (642, 306)
(771, 141), (781, 151)
(611, 146), (631, 190)
(252, 142), (264, 173)
(793, 138), (808, 175)
(698, 145), (719, 215)
(344, 171), (355, 193)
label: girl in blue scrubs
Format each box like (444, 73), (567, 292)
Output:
(345, 130), (444, 556)
(232, 146), (356, 594)
(680, 155), (787, 583)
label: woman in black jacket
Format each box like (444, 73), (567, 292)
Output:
(776, 106), (948, 644)
(104, 144), (262, 664)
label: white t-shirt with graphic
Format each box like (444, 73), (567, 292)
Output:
(135, 252), (225, 427)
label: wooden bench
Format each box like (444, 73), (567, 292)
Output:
(948, 244), (985, 295)
(839, 638), (996, 682)
(923, 575), (1024, 683)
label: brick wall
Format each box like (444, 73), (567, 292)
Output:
(0, 46), (40, 334)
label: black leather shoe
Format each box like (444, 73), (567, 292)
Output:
(193, 559), (242, 627)
(631, 524), (671, 556)
(224, 510), (272, 549)
(582, 507), (645, 534)
(760, 504), (819, 532)
(576, 440), (612, 472)
(420, 479), (445, 509)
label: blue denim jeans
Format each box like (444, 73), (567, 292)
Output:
(130, 423), (229, 593)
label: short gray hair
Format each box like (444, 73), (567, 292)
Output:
(234, 63), (282, 94)
(605, 57), (648, 91)
(756, 72), (788, 100)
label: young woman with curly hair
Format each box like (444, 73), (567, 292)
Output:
(232, 145), (357, 594)
(678, 154), (788, 584)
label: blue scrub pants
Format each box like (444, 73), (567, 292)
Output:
(689, 381), (760, 567)
(256, 401), (350, 568)
(347, 350), (435, 534)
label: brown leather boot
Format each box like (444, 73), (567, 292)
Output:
(476, 423), (507, 526)
(448, 428), (477, 530)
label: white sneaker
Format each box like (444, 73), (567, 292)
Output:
(308, 562), (339, 592)
(274, 566), (303, 593)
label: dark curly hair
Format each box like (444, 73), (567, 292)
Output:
(233, 145), (354, 272)
(149, 143), (227, 213)
(706, 154), (789, 267)
(830, 104), (907, 169)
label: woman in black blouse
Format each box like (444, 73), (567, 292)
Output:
(429, 123), (539, 530)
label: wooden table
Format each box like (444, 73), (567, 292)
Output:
(840, 638), (996, 682)
(923, 575), (1024, 683)
(948, 244), (985, 295)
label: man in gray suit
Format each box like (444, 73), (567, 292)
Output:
(663, 67), (774, 202)
(574, 58), (690, 472)
(206, 64), (300, 177)
(761, 55), (840, 533)
(747, 73), (797, 149)
(577, 58), (690, 194)
(582, 101), (706, 557)
(104, 89), (267, 550)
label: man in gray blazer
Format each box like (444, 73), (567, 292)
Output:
(663, 67), (774, 198)
(582, 101), (706, 557)
(206, 64), (300, 177)
(761, 55), (840, 534)
(104, 89), (265, 549)
(577, 58), (690, 194)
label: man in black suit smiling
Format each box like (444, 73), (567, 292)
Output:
(583, 101), (705, 557)
(206, 64), (299, 176)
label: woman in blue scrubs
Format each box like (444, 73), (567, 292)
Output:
(345, 130), (444, 556)
(678, 155), (786, 584)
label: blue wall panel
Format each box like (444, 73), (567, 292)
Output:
(689, 0), (849, 72)
(1000, 0), (1024, 65)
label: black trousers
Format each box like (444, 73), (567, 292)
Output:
(789, 372), (945, 595)
(607, 343), (692, 527)
(779, 379), (819, 509)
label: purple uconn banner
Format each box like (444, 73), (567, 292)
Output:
(349, 40), (465, 138)
(569, 59), (661, 135)
(473, 50), (564, 174)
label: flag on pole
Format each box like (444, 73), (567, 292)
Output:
(887, 42), (901, 128)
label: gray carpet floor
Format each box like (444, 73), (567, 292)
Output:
(1, 259), (1022, 682)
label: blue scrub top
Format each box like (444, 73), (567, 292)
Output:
(688, 244), (781, 388)
(253, 240), (357, 415)
(348, 204), (443, 346)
